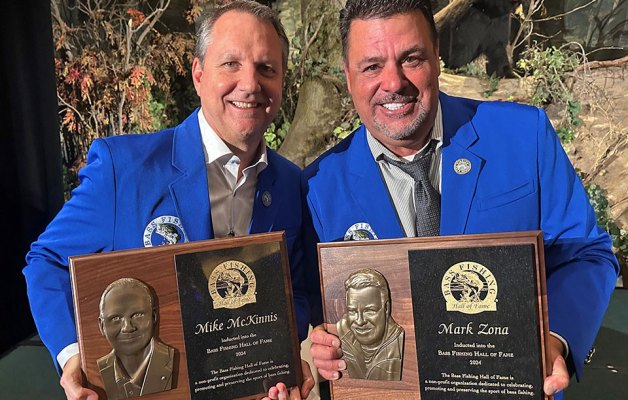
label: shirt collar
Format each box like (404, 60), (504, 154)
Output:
(197, 109), (268, 173)
(367, 100), (443, 162)
(113, 338), (154, 385)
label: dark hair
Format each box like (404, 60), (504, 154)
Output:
(340, 0), (437, 60)
(195, 0), (289, 73)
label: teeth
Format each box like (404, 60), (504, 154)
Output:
(232, 101), (257, 109)
(382, 103), (405, 111)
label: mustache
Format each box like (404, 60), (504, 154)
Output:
(375, 93), (416, 105)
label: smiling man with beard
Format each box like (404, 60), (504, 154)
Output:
(304, 0), (618, 398)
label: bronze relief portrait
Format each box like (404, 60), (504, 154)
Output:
(336, 269), (405, 380)
(97, 278), (175, 399)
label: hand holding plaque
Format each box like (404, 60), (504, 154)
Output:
(316, 232), (552, 399)
(69, 232), (302, 400)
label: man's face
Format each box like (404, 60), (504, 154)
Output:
(99, 286), (155, 356)
(192, 10), (284, 150)
(344, 11), (440, 152)
(346, 286), (388, 346)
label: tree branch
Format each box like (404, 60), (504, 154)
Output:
(136, 0), (171, 48)
(434, 0), (474, 32)
(300, 13), (325, 81)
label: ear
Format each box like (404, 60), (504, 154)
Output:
(191, 57), (204, 96)
(152, 309), (158, 325)
(344, 62), (352, 94)
(434, 38), (441, 77)
(98, 317), (105, 336)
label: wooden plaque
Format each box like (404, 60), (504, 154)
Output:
(318, 231), (551, 400)
(69, 232), (302, 400)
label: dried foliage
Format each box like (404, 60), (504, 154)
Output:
(52, 0), (195, 195)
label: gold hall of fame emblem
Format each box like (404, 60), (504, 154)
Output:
(441, 261), (497, 314)
(208, 260), (257, 309)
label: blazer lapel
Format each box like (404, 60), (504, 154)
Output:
(346, 127), (405, 239)
(169, 111), (214, 241)
(249, 151), (280, 234)
(439, 93), (483, 235)
(141, 341), (173, 394)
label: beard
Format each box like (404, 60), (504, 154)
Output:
(371, 93), (432, 141)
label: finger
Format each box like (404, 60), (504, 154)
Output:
(310, 342), (343, 361)
(276, 382), (289, 400)
(300, 360), (315, 399)
(264, 386), (279, 400)
(263, 384), (286, 400)
(62, 386), (99, 400)
(62, 384), (99, 400)
(59, 355), (99, 400)
(288, 386), (302, 400)
(543, 355), (570, 396)
(310, 325), (340, 348)
(311, 356), (346, 373)
(317, 367), (342, 381)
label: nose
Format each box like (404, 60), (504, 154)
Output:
(380, 64), (406, 93)
(238, 65), (261, 94)
(355, 311), (366, 326)
(121, 317), (136, 333)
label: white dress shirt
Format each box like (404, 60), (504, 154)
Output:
(197, 110), (267, 238)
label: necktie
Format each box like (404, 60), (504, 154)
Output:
(384, 140), (440, 236)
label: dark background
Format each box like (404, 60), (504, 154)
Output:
(0, 0), (63, 356)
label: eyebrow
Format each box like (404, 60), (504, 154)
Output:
(356, 45), (427, 67)
(218, 52), (240, 60)
(217, 52), (278, 67)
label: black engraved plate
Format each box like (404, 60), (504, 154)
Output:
(409, 245), (545, 399)
(175, 240), (300, 400)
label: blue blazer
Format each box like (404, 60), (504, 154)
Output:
(24, 111), (309, 369)
(303, 93), (619, 379)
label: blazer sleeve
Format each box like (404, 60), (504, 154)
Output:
(23, 139), (116, 372)
(537, 108), (619, 379)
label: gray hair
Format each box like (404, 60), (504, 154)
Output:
(99, 278), (154, 317)
(344, 268), (391, 304)
(340, 0), (438, 60)
(195, 0), (289, 73)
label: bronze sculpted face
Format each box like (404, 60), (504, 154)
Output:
(97, 278), (175, 399)
(337, 269), (405, 381)
(98, 284), (156, 356)
(346, 286), (388, 346)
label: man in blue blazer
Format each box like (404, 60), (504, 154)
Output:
(24, 2), (313, 399)
(305, 1), (619, 398)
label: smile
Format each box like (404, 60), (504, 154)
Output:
(117, 335), (141, 342)
(353, 326), (373, 335)
(381, 102), (407, 111)
(230, 101), (259, 109)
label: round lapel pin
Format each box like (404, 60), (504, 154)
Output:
(262, 191), (272, 207)
(454, 158), (472, 175)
